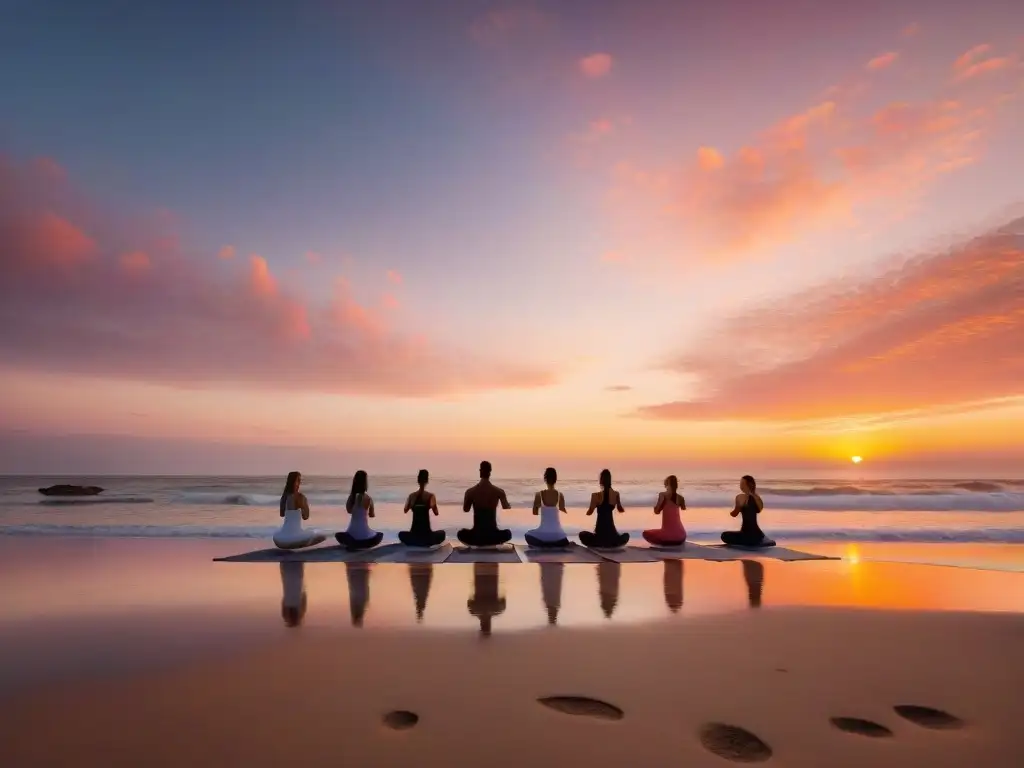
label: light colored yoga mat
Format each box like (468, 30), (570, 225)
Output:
(643, 542), (744, 561)
(448, 545), (523, 563)
(370, 543), (454, 564)
(714, 544), (839, 562)
(588, 546), (660, 563)
(515, 544), (604, 563)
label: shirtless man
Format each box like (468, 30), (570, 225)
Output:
(458, 460), (513, 547)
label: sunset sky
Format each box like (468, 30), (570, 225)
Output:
(1, 0), (1023, 475)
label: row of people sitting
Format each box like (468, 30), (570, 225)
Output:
(274, 461), (768, 551)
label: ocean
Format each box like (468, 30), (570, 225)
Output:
(3, 475), (1024, 544)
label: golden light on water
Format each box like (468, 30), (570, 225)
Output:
(851, 455), (863, 464)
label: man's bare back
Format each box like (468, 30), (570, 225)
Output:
(457, 462), (514, 547)
(463, 479), (511, 514)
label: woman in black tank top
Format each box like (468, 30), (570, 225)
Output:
(721, 475), (775, 547)
(399, 469), (447, 548)
(579, 469), (630, 548)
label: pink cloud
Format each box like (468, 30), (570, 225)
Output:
(386, 269), (402, 285)
(902, 23), (920, 38)
(0, 155), (556, 397)
(637, 216), (1024, 421)
(304, 251), (321, 264)
(469, 7), (553, 46)
(579, 53), (613, 78)
(381, 293), (400, 310)
(866, 51), (899, 71)
(217, 245), (235, 260)
(696, 146), (724, 171)
(952, 44), (1014, 82)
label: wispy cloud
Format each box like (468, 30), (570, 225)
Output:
(866, 51), (899, 71)
(0, 155), (556, 397)
(605, 384), (632, 392)
(578, 53), (613, 78)
(636, 217), (1024, 421)
(902, 22), (920, 38)
(952, 43), (1014, 82)
(386, 268), (403, 284)
(217, 245), (235, 260)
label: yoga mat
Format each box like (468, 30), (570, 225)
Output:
(714, 544), (839, 562)
(515, 544), (604, 563)
(448, 545), (522, 563)
(643, 542), (744, 561)
(371, 543), (454, 564)
(588, 546), (659, 563)
(214, 542), (401, 563)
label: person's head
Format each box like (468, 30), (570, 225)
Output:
(543, 467), (557, 487)
(348, 470), (368, 506)
(417, 469), (429, 488)
(741, 475), (756, 494)
(665, 475), (678, 497)
(479, 460), (492, 479)
(599, 468), (612, 491)
(281, 471), (301, 514)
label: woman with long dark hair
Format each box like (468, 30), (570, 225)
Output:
(272, 471), (326, 550)
(525, 467), (569, 548)
(335, 470), (384, 550)
(399, 469), (447, 548)
(721, 475), (775, 548)
(642, 474), (687, 547)
(579, 469), (629, 549)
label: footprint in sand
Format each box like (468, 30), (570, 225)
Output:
(537, 696), (624, 721)
(699, 723), (772, 763)
(382, 710), (419, 730)
(829, 717), (893, 738)
(893, 705), (964, 730)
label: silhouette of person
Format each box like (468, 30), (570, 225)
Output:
(279, 561), (308, 628)
(742, 560), (765, 608)
(459, 460), (513, 547)
(597, 560), (621, 619)
(539, 562), (564, 626)
(346, 562), (371, 627)
(467, 562), (506, 637)
(663, 559), (684, 614)
(408, 563), (433, 623)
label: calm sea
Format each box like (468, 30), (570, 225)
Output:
(2, 475), (1023, 543)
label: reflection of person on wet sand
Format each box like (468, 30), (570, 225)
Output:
(466, 562), (506, 637)
(597, 560), (621, 619)
(346, 562), (371, 627)
(663, 559), (684, 614)
(280, 562), (308, 627)
(742, 560), (765, 608)
(408, 563), (433, 623)
(539, 562), (564, 626)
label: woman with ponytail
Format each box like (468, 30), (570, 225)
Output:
(335, 470), (384, 550)
(579, 469), (629, 549)
(272, 471), (326, 550)
(399, 469), (447, 548)
(642, 475), (687, 547)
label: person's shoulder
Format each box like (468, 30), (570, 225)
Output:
(736, 492), (747, 502)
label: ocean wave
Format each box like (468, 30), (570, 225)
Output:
(3, 523), (1023, 544)
(171, 490), (1024, 513)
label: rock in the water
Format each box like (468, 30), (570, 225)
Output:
(38, 484), (104, 497)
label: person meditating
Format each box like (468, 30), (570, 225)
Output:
(526, 467), (570, 548)
(643, 475), (687, 547)
(279, 561), (308, 628)
(458, 460), (512, 547)
(467, 562), (506, 637)
(579, 469), (629, 549)
(399, 469), (447, 548)
(273, 471), (326, 550)
(336, 470), (384, 550)
(721, 475), (775, 547)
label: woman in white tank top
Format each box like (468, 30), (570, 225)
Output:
(526, 467), (570, 548)
(335, 470), (385, 551)
(273, 471), (326, 550)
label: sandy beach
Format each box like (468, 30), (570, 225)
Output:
(0, 537), (1022, 767)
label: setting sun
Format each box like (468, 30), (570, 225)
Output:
(851, 456), (863, 464)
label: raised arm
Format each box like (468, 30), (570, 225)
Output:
(430, 493), (439, 516)
(679, 494), (686, 510)
(297, 492), (311, 521)
(615, 490), (625, 513)
(366, 494), (376, 518)
(730, 493), (744, 518)
(585, 492), (596, 516)
(558, 492), (566, 513)
(532, 491), (541, 516)
(498, 487), (511, 510)
(654, 490), (666, 514)
(463, 487), (473, 513)
(403, 492), (413, 513)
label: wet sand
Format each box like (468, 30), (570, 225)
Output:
(0, 537), (1022, 766)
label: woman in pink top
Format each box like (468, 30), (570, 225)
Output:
(643, 475), (687, 547)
